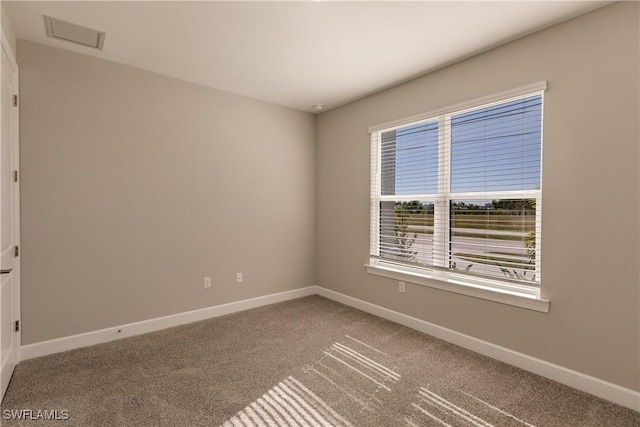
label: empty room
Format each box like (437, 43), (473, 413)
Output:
(0, 1), (638, 425)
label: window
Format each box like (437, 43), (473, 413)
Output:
(368, 83), (546, 308)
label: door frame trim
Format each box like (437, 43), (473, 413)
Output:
(1, 26), (21, 377)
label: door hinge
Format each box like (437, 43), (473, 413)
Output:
(14, 320), (19, 332)
(13, 170), (18, 183)
(14, 245), (19, 257)
(12, 94), (18, 107)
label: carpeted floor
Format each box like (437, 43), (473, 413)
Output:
(1, 295), (638, 426)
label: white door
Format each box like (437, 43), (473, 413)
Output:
(0, 35), (19, 402)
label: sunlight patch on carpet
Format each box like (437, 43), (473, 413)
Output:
(299, 335), (401, 416)
(406, 386), (537, 427)
(221, 376), (352, 427)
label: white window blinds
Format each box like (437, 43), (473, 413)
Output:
(370, 90), (543, 287)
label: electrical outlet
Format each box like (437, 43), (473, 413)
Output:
(399, 281), (405, 293)
(236, 273), (243, 283)
(203, 277), (212, 289)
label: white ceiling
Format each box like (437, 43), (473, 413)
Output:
(3, 1), (609, 113)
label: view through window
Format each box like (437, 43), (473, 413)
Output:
(371, 92), (543, 289)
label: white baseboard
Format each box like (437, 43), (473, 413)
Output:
(19, 284), (639, 412)
(20, 286), (316, 361)
(314, 286), (640, 413)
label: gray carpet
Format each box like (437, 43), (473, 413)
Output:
(1, 295), (638, 426)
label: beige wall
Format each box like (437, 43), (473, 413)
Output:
(1, 2), (16, 56)
(317, 2), (640, 391)
(18, 40), (316, 345)
(14, 0), (640, 392)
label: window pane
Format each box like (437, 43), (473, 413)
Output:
(380, 121), (439, 196)
(451, 95), (542, 193)
(449, 198), (538, 283)
(379, 201), (435, 265)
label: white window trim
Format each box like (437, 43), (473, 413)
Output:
(366, 260), (550, 313)
(367, 82), (549, 313)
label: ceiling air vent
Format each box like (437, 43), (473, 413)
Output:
(44, 16), (105, 50)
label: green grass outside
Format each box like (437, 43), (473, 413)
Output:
(405, 213), (534, 232)
(404, 228), (525, 242)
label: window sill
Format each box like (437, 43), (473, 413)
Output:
(365, 263), (550, 313)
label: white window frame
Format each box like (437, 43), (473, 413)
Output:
(367, 82), (549, 313)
